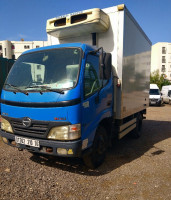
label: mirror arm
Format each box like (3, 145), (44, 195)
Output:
(89, 47), (103, 55)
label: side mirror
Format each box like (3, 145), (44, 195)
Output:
(99, 52), (112, 80)
(99, 52), (104, 79)
(104, 53), (112, 80)
(90, 47), (112, 80)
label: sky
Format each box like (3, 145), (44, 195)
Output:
(0, 0), (171, 45)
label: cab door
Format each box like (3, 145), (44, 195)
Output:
(81, 53), (110, 147)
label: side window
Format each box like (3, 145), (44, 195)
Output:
(84, 54), (102, 97)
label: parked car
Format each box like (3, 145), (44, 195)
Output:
(161, 85), (171, 104)
(149, 84), (162, 106)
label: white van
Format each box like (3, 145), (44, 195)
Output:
(149, 84), (162, 106)
(161, 85), (171, 104)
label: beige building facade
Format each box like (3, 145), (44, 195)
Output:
(0, 40), (48, 60)
(151, 42), (171, 81)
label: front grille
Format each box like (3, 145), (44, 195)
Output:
(11, 120), (48, 136)
(3, 116), (70, 139)
(150, 99), (158, 102)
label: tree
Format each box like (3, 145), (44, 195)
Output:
(150, 70), (171, 90)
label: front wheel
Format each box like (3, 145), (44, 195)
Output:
(83, 126), (107, 169)
(157, 101), (161, 107)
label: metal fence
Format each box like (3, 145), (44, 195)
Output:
(0, 57), (15, 95)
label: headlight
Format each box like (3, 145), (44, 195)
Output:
(1, 117), (13, 133)
(48, 124), (81, 140)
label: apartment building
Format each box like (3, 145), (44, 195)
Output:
(151, 42), (171, 81)
(0, 40), (48, 60)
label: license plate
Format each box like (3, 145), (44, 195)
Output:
(150, 101), (156, 104)
(15, 136), (40, 148)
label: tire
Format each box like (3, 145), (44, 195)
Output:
(169, 100), (171, 105)
(157, 101), (161, 107)
(83, 126), (107, 169)
(130, 113), (143, 138)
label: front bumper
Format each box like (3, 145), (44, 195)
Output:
(0, 130), (82, 157)
(149, 99), (161, 106)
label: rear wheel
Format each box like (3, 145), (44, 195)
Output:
(130, 113), (143, 138)
(83, 126), (107, 169)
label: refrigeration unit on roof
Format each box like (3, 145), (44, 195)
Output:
(46, 8), (110, 39)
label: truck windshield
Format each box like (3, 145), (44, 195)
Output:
(4, 48), (81, 92)
(150, 89), (160, 95)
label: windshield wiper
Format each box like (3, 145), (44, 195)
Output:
(5, 84), (28, 95)
(44, 87), (64, 94)
(26, 85), (64, 94)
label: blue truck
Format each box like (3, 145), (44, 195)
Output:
(0, 5), (151, 168)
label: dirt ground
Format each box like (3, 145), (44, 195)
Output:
(0, 105), (171, 200)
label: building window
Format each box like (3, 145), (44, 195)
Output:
(11, 45), (15, 49)
(37, 65), (41, 70)
(12, 55), (15, 59)
(162, 47), (166, 54)
(0, 45), (2, 50)
(37, 74), (42, 82)
(24, 45), (30, 49)
(161, 65), (166, 72)
(162, 56), (166, 63)
(5, 48), (6, 56)
(36, 46), (40, 48)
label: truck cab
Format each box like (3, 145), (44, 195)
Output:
(0, 43), (113, 168)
